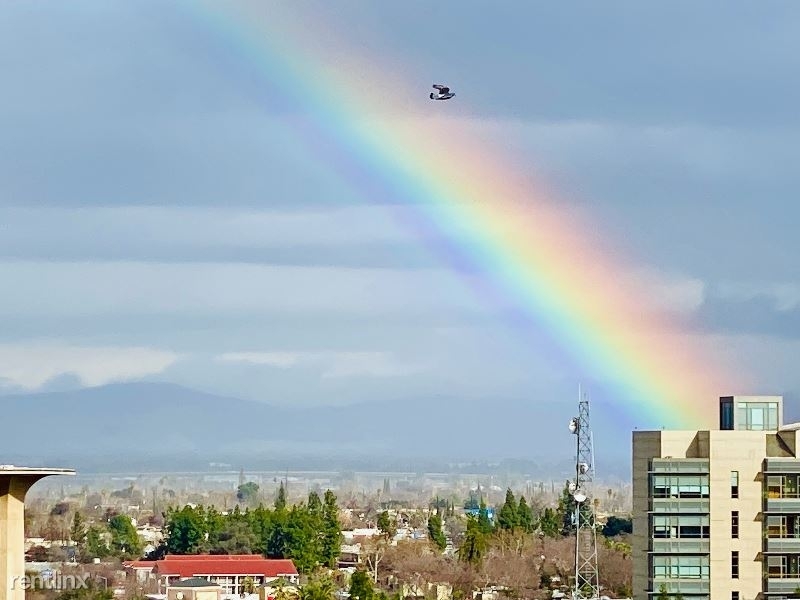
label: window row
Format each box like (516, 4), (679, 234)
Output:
(652, 555), (709, 580)
(767, 475), (800, 499)
(767, 516), (800, 538)
(767, 555), (800, 578)
(651, 475), (710, 499)
(652, 515), (710, 539)
(737, 401), (779, 431)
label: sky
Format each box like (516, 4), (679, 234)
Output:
(2, 1), (800, 429)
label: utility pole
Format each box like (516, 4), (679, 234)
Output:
(568, 388), (599, 599)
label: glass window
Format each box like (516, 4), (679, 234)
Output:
(721, 400), (734, 430)
(731, 470), (739, 498)
(767, 516), (784, 538)
(732, 551), (739, 579)
(731, 593), (739, 600)
(768, 403), (779, 429)
(652, 555), (710, 580)
(768, 555), (786, 577)
(731, 511), (738, 538)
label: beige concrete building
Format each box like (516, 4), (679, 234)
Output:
(0, 466), (74, 600)
(633, 395), (800, 600)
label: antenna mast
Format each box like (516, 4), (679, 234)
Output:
(568, 387), (599, 599)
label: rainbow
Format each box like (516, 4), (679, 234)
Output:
(181, 1), (746, 429)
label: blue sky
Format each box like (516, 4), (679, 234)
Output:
(2, 1), (800, 424)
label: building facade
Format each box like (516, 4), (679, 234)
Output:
(633, 395), (800, 600)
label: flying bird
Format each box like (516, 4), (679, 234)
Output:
(430, 84), (455, 100)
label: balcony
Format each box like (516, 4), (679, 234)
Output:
(765, 576), (800, 595)
(764, 459), (800, 474)
(649, 460), (709, 474)
(648, 579), (709, 595)
(765, 498), (800, 513)
(650, 539), (710, 554)
(650, 498), (710, 514)
(766, 537), (800, 553)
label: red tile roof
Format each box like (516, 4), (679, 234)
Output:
(153, 555), (298, 578)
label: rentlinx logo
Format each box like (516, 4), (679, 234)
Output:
(10, 570), (92, 590)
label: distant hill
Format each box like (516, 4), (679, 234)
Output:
(0, 382), (634, 477)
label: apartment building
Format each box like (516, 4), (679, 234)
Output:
(633, 395), (800, 600)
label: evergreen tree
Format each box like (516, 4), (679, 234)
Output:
(321, 489), (342, 568)
(458, 517), (487, 565)
(108, 514), (142, 559)
(497, 488), (518, 530)
(85, 525), (110, 560)
(349, 570), (374, 600)
(275, 482), (287, 510)
(539, 507), (560, 538)
(517, 496), (534, 533)
(427, 513), (447, 551)
(70, 512), (87, 552)
(377, 511), (396, 538)
(477, 499), (493, 534)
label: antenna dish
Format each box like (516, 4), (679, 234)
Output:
(573, 491), (587, 503)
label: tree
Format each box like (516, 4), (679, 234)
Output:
(85, 525), (110, 560)
(349, 570), (374, 600)
(321, 490), (341, 568)
(212, 518), (259, 554)
(517, 496), (534, 533)
(497, 489), (518, 531)
(71, 512), (87, 550)
(477, 499), (493, 534)
(301, 575), (336, 600)
(108, 514), (142, 559)
(539, 507), (560, 538)
(377, 511), (396, 539)
(458, 517), (487, 565)
(427, 513), (447, 551)
(241, 577), (257, 595)
(237, 482), (260, 505)
(275, 482), (287, 510)
(362, 535), (388, 584)
(165, 505), (207, 554)
(602, 516), (632, 538)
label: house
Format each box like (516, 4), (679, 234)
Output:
(150, 556), (299, 596)
(166, 577), (222, 600)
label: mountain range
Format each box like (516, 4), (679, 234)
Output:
(0, 381), (671, 478)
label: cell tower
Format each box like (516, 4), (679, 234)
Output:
(568, 389), (599, 600)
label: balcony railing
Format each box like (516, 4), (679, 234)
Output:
(764, 459), (800, 474)
(650, 498), (710, 514)
(650, 539), (710, 554)
(648, 579), (709, 595)
(766, 536), (800, 553)
(765, 575), (800, 595)
(765, 499), (800, 513)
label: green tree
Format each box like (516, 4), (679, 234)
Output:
(108, 514), (143, 559)
(275, 482), (287, 510)
(477, 499), (493, 534)
(165, 505), (207, 554)
(349, 570), (374, 600)
(497, 488), (518, 530)
(237, 482), (260, 505)
(557, 481), (575, 535)
(377, 511), (396, 538)
(320, 490), (342, 568)
(427, 513), (447, 551)
(301, 575), (336, 600)
(85, 525), (110, 560)
(539, 507), (560, 538)
(602, 516), (632, 537)
(284, 504), (318, 573)
(458, 517), (487, 565)
(70, 512), (87, 556)
(517, 496), (534, 533)
(212, 518), (259, 554)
